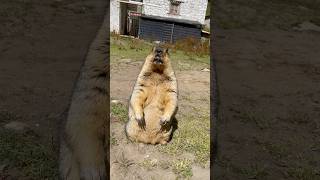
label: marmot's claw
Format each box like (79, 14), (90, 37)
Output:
(136, 116), (146, 130)
(160, 117), (170, 126)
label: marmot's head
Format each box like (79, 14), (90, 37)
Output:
(151, 46), (169, 65)
(147, 45), (170, 72)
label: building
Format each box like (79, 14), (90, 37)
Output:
(110, 0), (208, 43)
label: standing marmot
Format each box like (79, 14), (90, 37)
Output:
(125, 46), (178, 145)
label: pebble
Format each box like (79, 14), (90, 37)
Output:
(111, 100), (120, 104)
(121, 59), (132, 63)
(201, 68), (210, 72)
(4, 121), (29, 132)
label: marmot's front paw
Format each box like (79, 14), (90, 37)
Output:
(160, 115), (170, 126)
(135, 114), (146, 130)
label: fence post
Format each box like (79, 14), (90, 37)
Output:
(170, 23), (175, 43)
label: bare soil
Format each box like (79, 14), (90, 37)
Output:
(214, 26), (320, 180)
(0, 0), (106, 178)
(110, 60), (210, 179)
(213, 0), (320, 179)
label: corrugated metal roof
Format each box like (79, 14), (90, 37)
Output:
(139, 17), (201, 43)
(141, 14), (202, 27)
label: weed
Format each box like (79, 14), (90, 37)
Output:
(111, 103), (128, 123)
(111, 133), (118, 146)
(287, 111), (311, 125)
(159, 113), (210, 166)
(0, 129), (58, 179)
(256, 140), (288, 160)
(139, 158), (158, 170)
(164, 37), (210, 57)
(171, 159), (193, 178)
(236, 110), (270, 130)
(181, 95), (192, 102)
(241, 164), (268, 179)
(114, 152), (135, 169)
(287, 167), (320, 180)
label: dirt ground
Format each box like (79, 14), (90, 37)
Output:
(214, 29), (320, 179)
(110, 37), (210, 179)
(213, 0), (320, 179)
(0, 0), (106, 179)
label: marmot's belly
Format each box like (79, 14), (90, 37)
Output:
(143, 102), (163, 129)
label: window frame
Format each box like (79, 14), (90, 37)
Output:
(168, 1), (182, 15)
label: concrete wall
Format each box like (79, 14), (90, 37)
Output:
(110, 0), (120, 33)
(110, 0), (208, 33)
(143, 0), (208, 24)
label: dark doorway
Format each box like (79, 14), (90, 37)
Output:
(120, 2), (142, 37)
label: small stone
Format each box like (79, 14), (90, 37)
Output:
(201, 68), (210, 72)
(111, 100), (120, 104)
(4, 121), (29, 132)
(121, 59), (132, 63)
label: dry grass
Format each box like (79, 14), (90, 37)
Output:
(171, 159), (193, 178)
(164, 37), (210, 57)
(110, 34), (210, 70)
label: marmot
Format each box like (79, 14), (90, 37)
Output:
(59, 13), (109, 180)
(125, 46), (178, 145)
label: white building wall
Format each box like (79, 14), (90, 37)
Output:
(143, 0), (208, 25)
(110, 0), (120, 33)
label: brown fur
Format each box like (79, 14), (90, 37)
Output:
(125, 46), (178, 145)
(59, 13), (109, 179)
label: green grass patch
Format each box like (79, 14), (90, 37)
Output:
(287, 167), (320, 180)
(111, 36), (152, 62)
(159, 113), (210, 166)
(171, 159), (193, 178)
(236, 110), (270, 130)
(111, 132), (118, 146)
(110, 35), (210, 70)
(0, 129), (58, 179)
(111, 103), (128, 123)
(241, 164), (268, 179)
(139, 158), (158, 170)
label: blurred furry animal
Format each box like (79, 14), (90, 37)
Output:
(125, 46), (178, 145)
(59, 15), (109, 179)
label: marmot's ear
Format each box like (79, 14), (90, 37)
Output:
(165, 48), (169, 55)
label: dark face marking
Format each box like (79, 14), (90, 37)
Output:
(143, 72), (152, 77)
(167, 89), (177, 93)
(153, 47), (166, 65)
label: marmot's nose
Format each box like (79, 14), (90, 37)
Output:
(155, 48), (163, 54)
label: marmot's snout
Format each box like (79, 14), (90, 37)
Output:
(153, 47), (164, 65)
